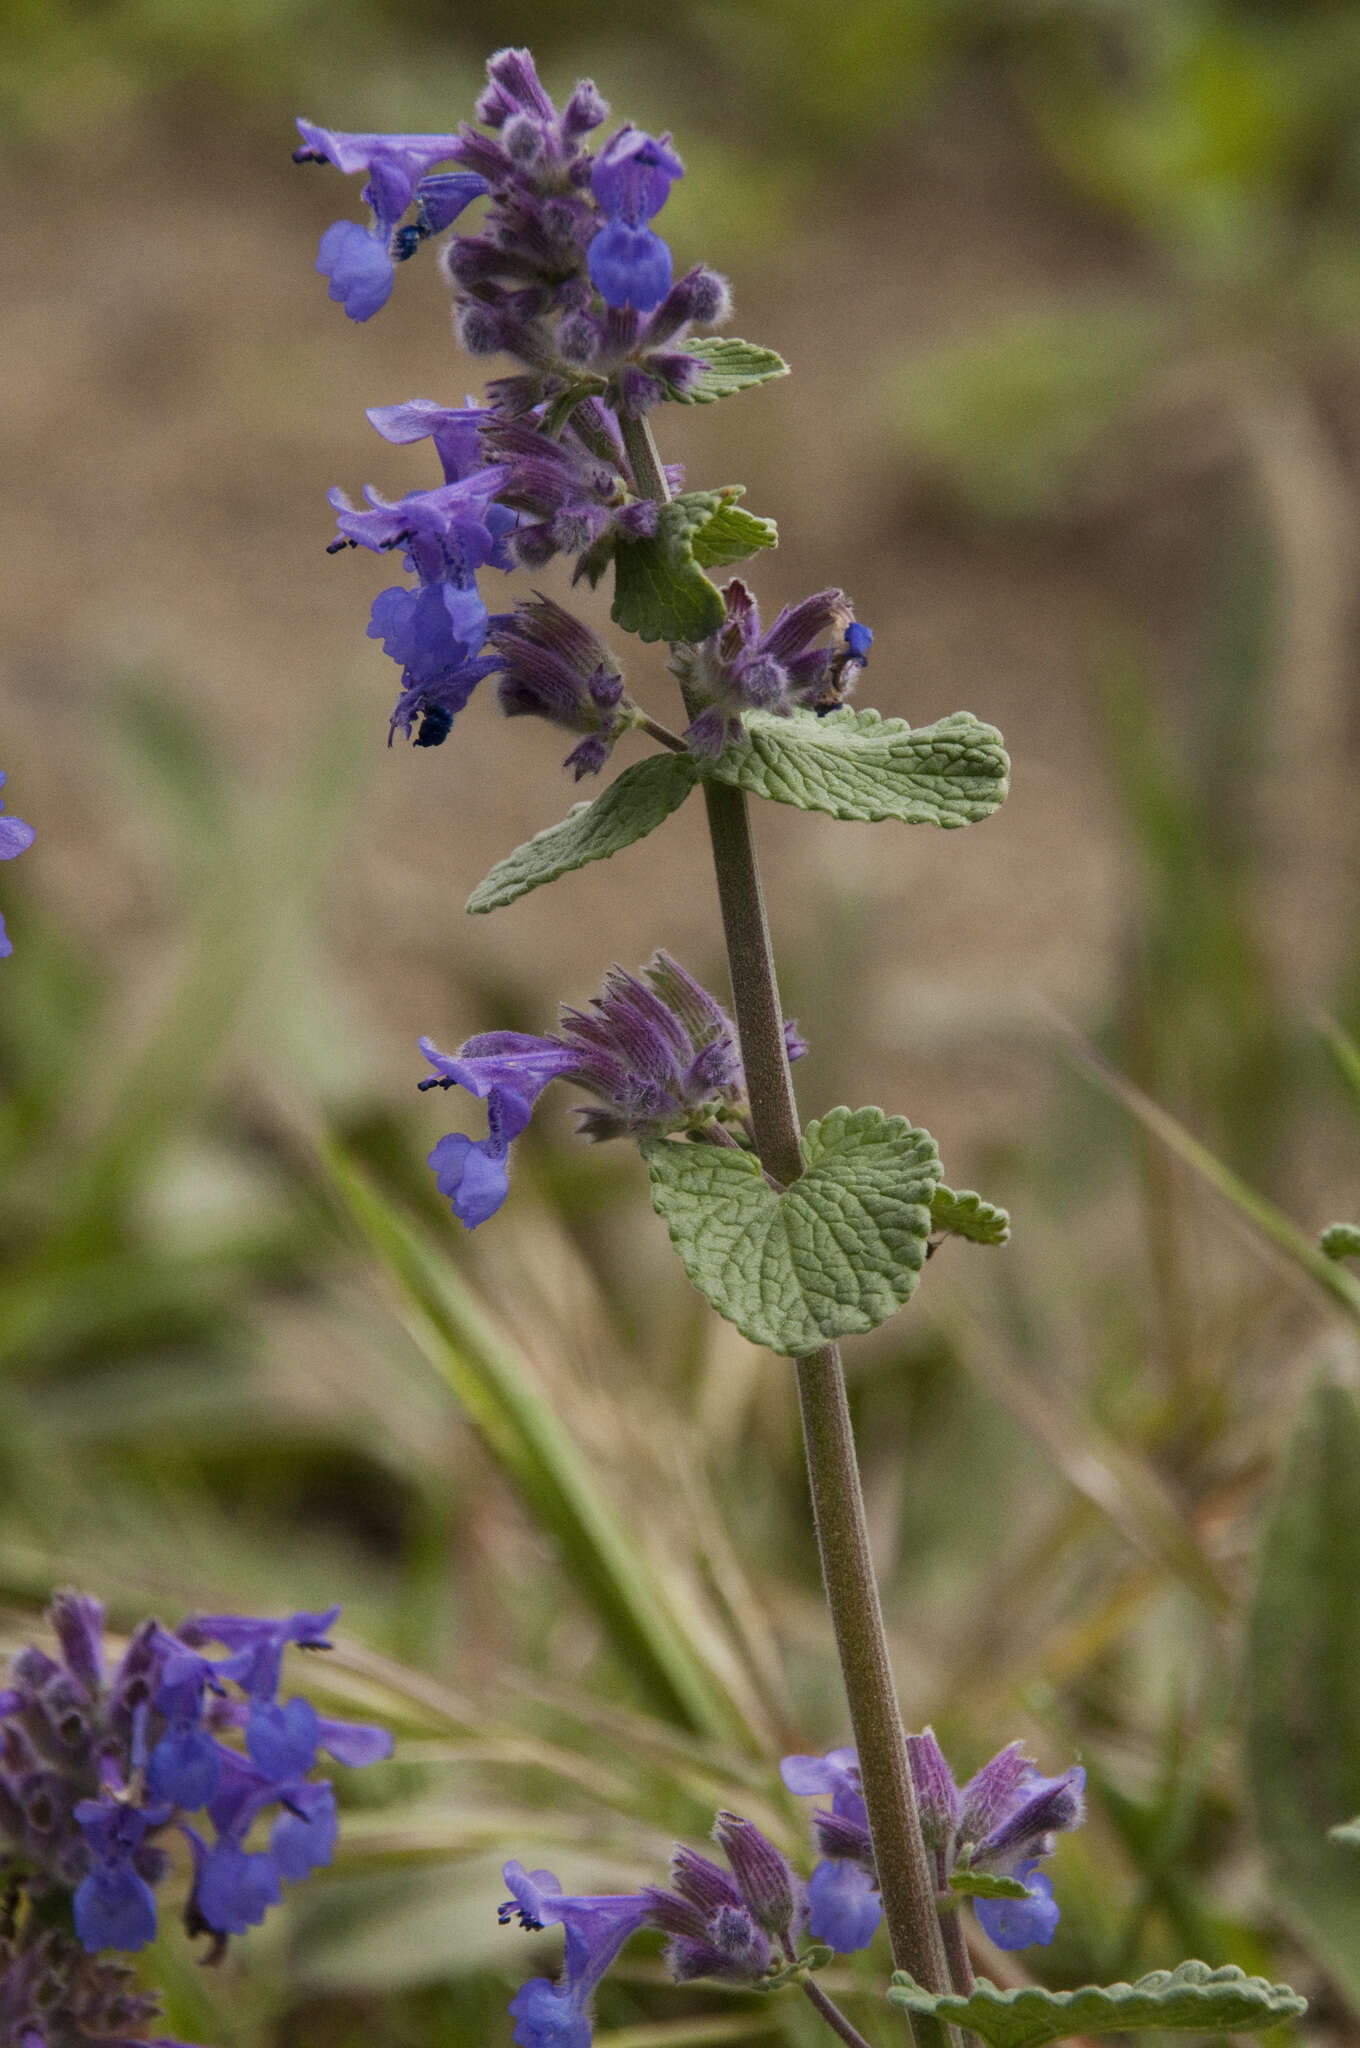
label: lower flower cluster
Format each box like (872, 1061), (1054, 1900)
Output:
(499, 1734), (1084, 2048)
(0, 1593), (392, 2044)
(420, 951), (807, 1229)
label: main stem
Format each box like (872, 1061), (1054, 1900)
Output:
(620, 411), (955, 2043)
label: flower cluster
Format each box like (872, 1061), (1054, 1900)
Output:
(418, 951), (807, 1228)
(296, 50), (758, 756)
(672, 581), (873, 756)
(783, 1734), (1085, 1954)
(500, 1809), (806, 2048)
(499, 1735), (1083, 2048)
(0, 769), (35, 959)
(0, 1592), (391, 2037)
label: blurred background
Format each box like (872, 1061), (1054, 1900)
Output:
(4, 0), (1360, 2040)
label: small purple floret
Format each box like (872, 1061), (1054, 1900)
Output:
(0, 770), (35, 961)
(782, 1732), (1083, 1955)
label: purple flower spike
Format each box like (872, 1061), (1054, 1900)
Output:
(783, 1734), (1083, 1955)
(0, 770), (35, 961)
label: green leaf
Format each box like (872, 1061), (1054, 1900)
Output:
(932, 1185), (1010, 1245)
(701, 708), (1009, 827)
(466, 755), (699, 915)
(1320, 1222), (1360, 1262)
(887, 1961), (1305, 2048)
(690, 494), (778, 570)
(611, 492), (730, 644)
(643, 1107), (940, 1356)
(539, 376), (608, 439)
(947, 1869), (1030, 1900)
(1247, 1374), (1360, 2004)
(661, 336), (791, 405)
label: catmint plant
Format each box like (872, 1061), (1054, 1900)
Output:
(282, 43), (1310, 2048)
(0, 1592), (390, 2042)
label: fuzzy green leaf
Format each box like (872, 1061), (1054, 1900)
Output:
(932, 1185), (1011, 1245)
(1247, 1375), (1360, 2004)
(887, 1962), (1305, 2048)
(465, 754), (699, 915)
(643, 1107), (939, 1355)
(611, 492), (730, 644)
(947, 1869), (1031, 1900)
(690, 496), (779, 570)
(702, 708), (1009, 827)
(662, 336), (791, 404)
(1320, 1222), (1360, 1262)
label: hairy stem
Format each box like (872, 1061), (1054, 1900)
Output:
(801, 1975), (877, 2048)
(621, 407), (954, 2041)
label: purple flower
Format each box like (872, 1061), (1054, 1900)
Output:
(294, 122), (486, 320)
(181, 1606), (341, 1703)
(271, 1781), (338, 1880)
(782, 1734), (1084, 1955)
(588, 127), (684, 313)
(974, 1858), (1060, 1949)
(73, 1799), (170, 1954)
(590, 127), (684, 228)
(588, 223), (674, 315)
(327, 468), (512, 741)
(641, 1817), (804, 1985)
(489, 597), (630, 777)
(805, 1857), (881, 1953)
(419, 1033), (580, 1228)
(183, 1826), (283, 1937)
(500, 1861), (653, 2048)
(420, 955), (808, 1227)
(0, 771), (35, 961)
(672, 582), (869, 754)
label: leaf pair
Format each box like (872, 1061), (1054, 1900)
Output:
(465, 708), (1009, 916)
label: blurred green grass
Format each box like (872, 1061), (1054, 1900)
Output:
(4, 1), (1360, 2043)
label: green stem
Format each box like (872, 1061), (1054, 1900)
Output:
(620, 408), (955, 2043)
(801, 1975), (877, 2048)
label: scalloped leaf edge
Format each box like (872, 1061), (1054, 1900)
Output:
(888, 1961), (1305, 2047)
(932, 1185), (1011, 1246)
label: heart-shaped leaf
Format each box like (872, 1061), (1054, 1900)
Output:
(887, 1961), (1305, 2048)
(643, 1106), (940, 1355)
